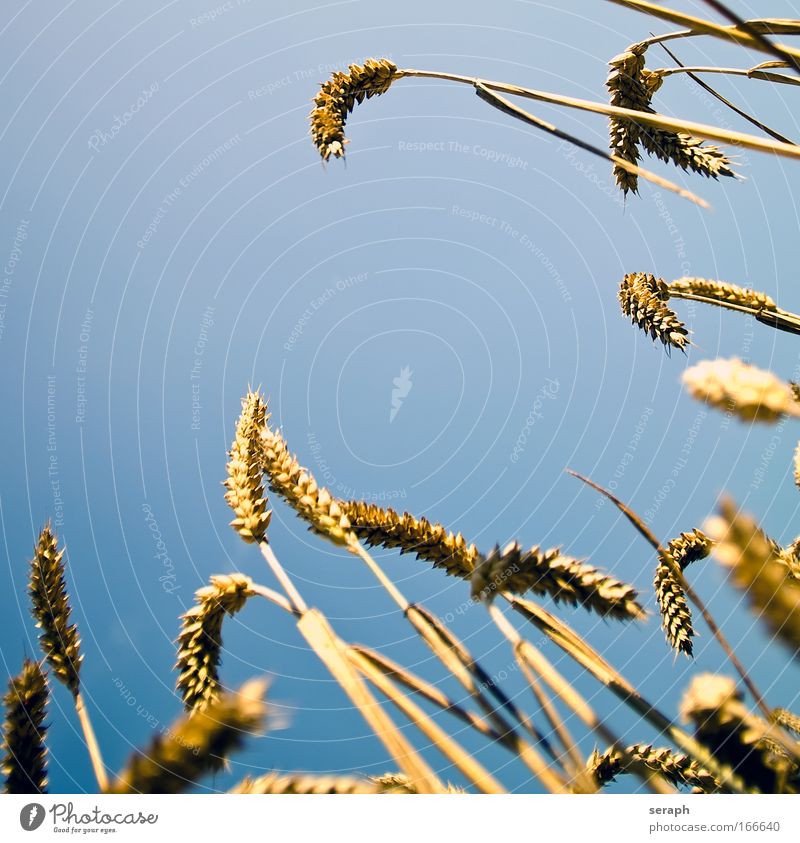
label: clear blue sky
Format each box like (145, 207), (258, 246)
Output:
(1, 0), (800, 793)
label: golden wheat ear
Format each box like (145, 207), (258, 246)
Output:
(28, 525), (82, 696)
(310, 59), (400, 160)
(2, 659), (49, 794)
(619, 273), (689, 352)
(589, 743), (722, 792)
(109, 678), (268, 794)
(225, 390), (271, 544)
(680, 673), (797, 793)
(654, 531), (712, 658)
(706, 499), (800, 656)
(175, 574), (255, 713)
(231, 773), (383, 794)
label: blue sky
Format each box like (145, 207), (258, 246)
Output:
(1, 0), (800, 793)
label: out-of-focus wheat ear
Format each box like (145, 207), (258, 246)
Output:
(606, 44), (650, 194)
(259, 422), (355, 547)
(341, 500), (479, 578)
(794, 441), (800, 491)
(28, 525), (82, 696)
(588, 743), (722, 792)
(680, 673), (796, 792)
(369, 772), (418, 793)
(2, 659), (48, 794)
(231, 773), (384, 794)
(683, 358), (800, 423)
(772, 708), (800, 737)
(705, 498), (800, 657)
(175, 574), (255, 713)
(619, 273), (689, 352)
(471, 541), (645, 620)
(109, 678), (268, 794)
(224, 391), (271, 544)
(310, 59), (400, 160)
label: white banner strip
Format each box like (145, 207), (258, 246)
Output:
(0, 794), (797, 842)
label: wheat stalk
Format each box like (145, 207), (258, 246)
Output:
(175, 574), (255, 713)
(655, 531), (711, 657)
(680, 674), (798, 792)
(618, 273), (689, 352)
(310, 59), (400, 160)
(2, 659), (48, 794)
(683, 358), (800, 423)
(471, 541), (645, 620)
(706, 498), (800, 657)
(589, 743), (722, 792)
(109, 678), (268, 794)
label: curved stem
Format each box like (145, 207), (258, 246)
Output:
(398, 69), (800, 159)
(258, 540), (308, 613)
(250, 582), (298, 617)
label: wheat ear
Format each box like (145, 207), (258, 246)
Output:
(773, 708), (800, 737)
(175, 574), (255, 713)
(655, 531), (711, 657)
(310, 59), (400, 160)
(706, 499), (800, 656)
(28, 525), (106, 790)
(683, 358), (800, 423)
(618, 273), (689, 352)
(230, 773), (383, 794)
(680, 674), (798, 792)
(109, 678), (268, 794)
(2, 659), (48, 794)
(589, 743), (722, 792)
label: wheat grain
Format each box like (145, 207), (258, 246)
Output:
(669, 277), (777, 311)
(2, 659), (48, 794)
(310, 59), (399, 160)
(683, 358), (800, 422)
(680, 673), (796, 792)
(110, 678), (267, 794)
(260, 421), (354, 546)
(705, 499), (800, 656)
(619, 272), (689, 352)
(231, 773), (382, 794)
(176, 574), (255, 713)
(28, 525), (82, 696)
(589, 743), (721, 792)
(225, 391), (271, 544)
(471, 541), (645, 620)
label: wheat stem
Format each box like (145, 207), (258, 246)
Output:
(258, 541), (308, 614)
(74, 693), (108, 792)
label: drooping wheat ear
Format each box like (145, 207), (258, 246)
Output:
(2, 659), (48, 794)
(176, 574), (255, 713)
(606, 44), (650, 194)
(28, 525), (82, 696)
(653, 529), (712, 657)
(110, 678), (267, 794)
(260, 422), (355, 546)
(588, 743), (721, 792)
(705, 499), (800, 656)
(618, 273), (689, 352)
(772, 708), (800, 737)
(231, 773), (382, 794)
(640, 129), (736, 180)
(225, 391), (271, 544)
(341, 500), (479, 578)
(471, 541), (645, 620)
(669, 277), (777, 312)
(310, 59), (400, 161)
(680, 674), (796, 792)
(683, 358), (800, 423)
